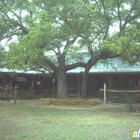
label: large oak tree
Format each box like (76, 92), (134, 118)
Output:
(1, 0), (91, 98)
(0, 0), (140, 98)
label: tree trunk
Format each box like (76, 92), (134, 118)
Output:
(80, 55), (101, 98)
(81, 66), (91, 99)
(56, 70), (68, 99)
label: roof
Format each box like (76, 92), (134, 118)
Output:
(0, 68), (40, 74)
(67, 58), (140, 74)
(0, 58), (140, 74)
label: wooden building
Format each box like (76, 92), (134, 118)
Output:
(0, 58), (140, 98)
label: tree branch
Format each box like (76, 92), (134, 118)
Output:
(100, 0), (110, 40)
(3, 2), (28, 34)
(121, 0), (140, 32)
(65, 62), (87, 71)
(116, 0), (123, 33)
(44, 59), (57, 72)
(87, 49), (120, 67)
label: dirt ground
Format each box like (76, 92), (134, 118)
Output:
(16, 99), (41, 106)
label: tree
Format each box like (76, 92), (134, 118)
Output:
(120, 23), (140, 64)
(1, 0), (140, 99)
(79, 0), (140, 98)
(0, 45), (5, 68)
(1, 0), (93, 99)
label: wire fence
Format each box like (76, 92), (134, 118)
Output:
(100, 83), (140, 106)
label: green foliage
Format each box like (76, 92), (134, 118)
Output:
(119, 25), (140, 63)
(18, 90), (35, 99)
(3, 0), (98, 71)
(112, 94), (135, 103)
(0, 45), (6, 68)
(1, 0), (139, 70)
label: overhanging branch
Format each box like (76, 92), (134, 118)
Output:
(65, 62), (87, 71)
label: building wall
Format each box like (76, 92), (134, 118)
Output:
(110, 74), (136, 90)
(83, 73), (139, 98)
(67, 74), (79, 88)
(87, 74), (108, 98)
(0, 72), (140, 98)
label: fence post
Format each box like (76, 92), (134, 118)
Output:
(14, 85), (17, 104)
(52, 78), (55, 98)
(104, 83), (107, 106)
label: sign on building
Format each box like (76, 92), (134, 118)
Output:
(17, 77), (26, 81)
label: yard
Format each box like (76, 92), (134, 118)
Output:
(0, 99), (140, 140)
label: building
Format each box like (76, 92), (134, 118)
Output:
(0, 58), (140, 98)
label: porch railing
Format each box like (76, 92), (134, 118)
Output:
(68, 88), (79, 97)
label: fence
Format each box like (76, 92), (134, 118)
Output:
(0, 87), (79, 99)
(100, 83), (140, 105)
(68, 88), (79, 97)
(108, 90), (138, 99)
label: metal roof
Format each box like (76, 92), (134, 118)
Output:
(0, 58), (140, 74)
(67, 58), (140, 73)
(0, 68), (40, 74)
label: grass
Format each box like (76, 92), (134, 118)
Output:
(0, 100), (140, 140)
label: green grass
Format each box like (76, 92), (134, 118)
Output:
(0, 102), (140, 140)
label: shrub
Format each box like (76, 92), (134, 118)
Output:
(135, 93), (140, 103)
(112, 93), (135, 103)
(17, 90), (35, 99)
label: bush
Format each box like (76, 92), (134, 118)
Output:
(135, 93), (140, 103)
(112, 93), (135, 103)
(18, 90), (35, 99)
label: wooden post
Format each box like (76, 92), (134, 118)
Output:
(108, 75), (112, 100)
(32, 74), (34, 89)
(104, 83), (106, 106)
(14, 85), (17, 104)
(77, 76), (80, 97)
(52, 78), (55, 98)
